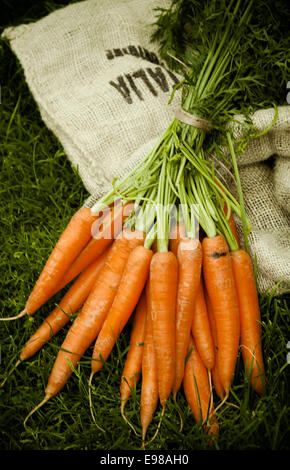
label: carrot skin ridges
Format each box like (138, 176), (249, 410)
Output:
(25, 207), (98, 316)
(183, 336), (209, 424)
(57, 201), (135, 291)
(183, 336), (218, 438)
(173, 238), (202, 397)
(44, 229), (144, 398)
(202, 235), (240, 395)
(191, 279), (215, 372)
(231, 249), (266, 395)
(120, 288), (147, 404)
(91, 244), (152, 374)
(205, 290), (225, 400)
(20, 248), (109, 362)
(141, 281), (159, 442)
(150, 251), (178, 408)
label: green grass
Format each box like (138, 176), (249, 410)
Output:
(0, 0), (290, 452)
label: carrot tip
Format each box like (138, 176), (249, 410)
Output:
(208, 370), (214, 411)
(88, 372), (105, 433)
(141, 439), (146, 451)
(141, 424), (149, 450)
(173, 395), (184, 432)
(0, 309), (27, 321)
(23, 394), (51, 433)
(144, 405), (166, 447)
(120, 400), (140, 437)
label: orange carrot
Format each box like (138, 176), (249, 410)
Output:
(56, 201), (135, 291)
(204, 290), (225, 400)
(150, 251), (178, 408)
(90, 245), (153, 377)
(173, 238), (202, 398)
(231, 249), (265, 395)
(0, 250), (109, 394)
(169, 221), (186, 257)
(20, 247), (109, 362)
(120, 288), (147, 413)
(191, 279), (215, 372)
(183, 335), (219, 439)
(141, 281), (159, 445)
(2, 207), (99, 321)
(23, 229), (145, 428)
(45, 229), (144, 396)
(202, 235), (240, 398)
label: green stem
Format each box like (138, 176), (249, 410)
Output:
(144, 223), (157, 250)
(156, 157), (168, 253)
(188, 174), (216, 239)
(195, 174), (218, 222)
(226, 131), (250, 253)
(134, 186), (157, 234)
(181, 141), (249, 225)
(214, 205), (239, 252)
(196, 0), (241, 102)
(177, 176), (192, 238)
(90, 122), (175, 214)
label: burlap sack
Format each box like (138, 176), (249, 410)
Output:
(2, 0), (290, 295)
(215, 107), (290, 295)
(2, 0), (182, 200)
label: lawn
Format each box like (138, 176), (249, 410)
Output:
(0, 0), (289, 452)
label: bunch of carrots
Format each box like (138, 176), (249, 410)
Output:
(0, 0), (269, 448)
(0, 180), (265, 447)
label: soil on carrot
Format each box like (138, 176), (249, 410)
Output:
(0, 0), (289, 452)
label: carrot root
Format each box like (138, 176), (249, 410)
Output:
(208, 370), (213, 412)
(202, 235), (240, 395)
(140, 282), (159, 447)
(88, 372), (105, 433)
(0, 309), (27, 322)
(212, 392), (229, 416)
(120, 400), (140, 437)
(173, 396), (184, 432)
(150, 251), (178, 408)
(23, 394), (52, 433)
(142, 405), (166, 449)
(231, 249), (265, 395)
